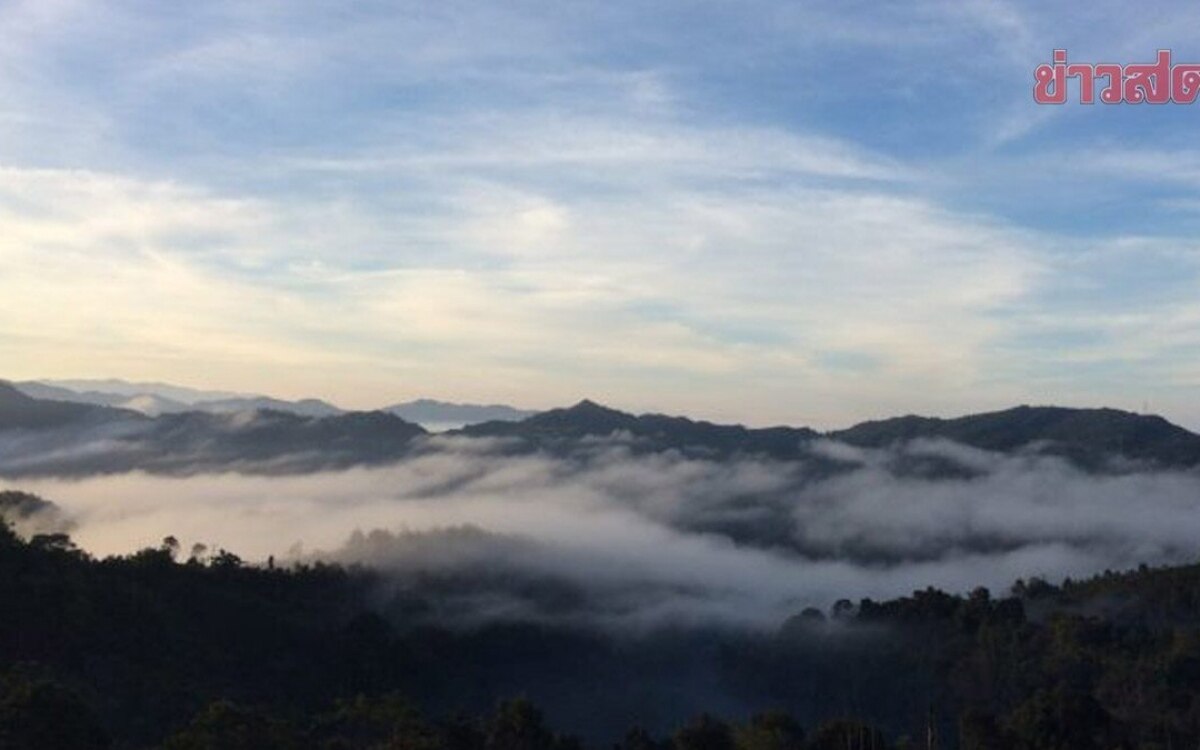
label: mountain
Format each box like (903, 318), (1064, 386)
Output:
(15, 381), (343, 418)
(14, 381), (114, 403)
(14, 381), (190, 414)
(109, 393), (192, 415)
(7, 382), (1200, 474)
(0, 381), (141, 430)
(20, 380), (523, 423)
(460, 399), (820, 459)
(461, 400), (1200, 470)
(142, 409), (425, 472)
(0, 384), (425, 476)
(384, 399), (537, 428)
(832, 405), (1200, 469)
(193, 396), (343, 418)
(33, 378), (249, 404)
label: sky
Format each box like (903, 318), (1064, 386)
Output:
(2, 0), (1200, 429)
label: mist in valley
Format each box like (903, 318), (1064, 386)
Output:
(10, 434), (1200, 632)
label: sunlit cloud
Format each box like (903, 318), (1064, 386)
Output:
(1, 0), (1199, 427)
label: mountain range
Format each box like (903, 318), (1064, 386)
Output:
(0, 382), (423, 475)
(13, 379), (534, 426)
(3, 379), (1200, 477)
(461, 398), (821, 460)
(384, 398), (537, 427)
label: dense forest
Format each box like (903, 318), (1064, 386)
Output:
(3, 491), (1200, 749)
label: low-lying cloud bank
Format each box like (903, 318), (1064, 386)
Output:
(7, 435), (1200, 631)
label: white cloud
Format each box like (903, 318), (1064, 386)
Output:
(12, 438), (1200, 629)
(2, 0), (1199, 428)
(0, 143), (1049, 425)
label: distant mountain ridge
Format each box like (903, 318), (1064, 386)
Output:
(194, 396), (343, 418)
(15, 381), (191, 415)
(0, 381), (426, 476)
(460, 400), (1200, 469)
(13, 380), (532, 425)
(0, 381), (146, 429)
(384, 399), (536, 426)
(16, 380), (343, 418)
(28, 378), (250, 404)
(4, 379), (1200, 475)
(460, 399), (821, 460)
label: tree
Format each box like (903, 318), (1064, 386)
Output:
(734, 711), (803, 750)
(28, 533), (76, 553)
(618, 726), (666, 750)
(1006, 688), (1114, 750)
(806, 719), (887, 750)
(313, 692), (441, 750)
(674, 714), (734, 750)
(831, 599), (856, 620)
(958, 708), (1011, 750)
(487, 699), (554, 750)
(209, 548), (243, 569)
(161, 700), (303, 750)
(0, 675), (110, 750)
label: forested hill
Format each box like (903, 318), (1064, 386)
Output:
(457, 399), (1200, 469)
(831, 405), (1200, 470)
(0, 381), (145, 430)
(6, 379), (1200, 474)
(3, 502), (1200, 749)
(458, 400), (821, 459)
(0, 381), (428, 476)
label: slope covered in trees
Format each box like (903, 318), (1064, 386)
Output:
(831, 405), (1200, 469)
(3, 496), (1200, 749)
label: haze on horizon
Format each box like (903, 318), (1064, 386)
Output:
(3, 1), (1200, 430)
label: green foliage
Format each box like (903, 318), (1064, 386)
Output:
(0, 671), (110, 749)
(957, 708), (1010, 750)
(805, 719), (887, 750)
(673, 715), (734, 750)
(1005, 687), (1114, 750)
(733, 712), (804, 750)
(4, 491), (1200, 748)
(617, 726), (667, 750)
(487, 698), (556, 750)
(161, 700), (304, 750)
(313, 692), (441, 750)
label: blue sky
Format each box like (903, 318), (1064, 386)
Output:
(2, 0), (1200, 428)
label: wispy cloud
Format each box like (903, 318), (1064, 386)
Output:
(2, 1), (1200, 426)
(12, 436), (1200, 629)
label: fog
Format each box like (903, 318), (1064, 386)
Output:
(7, 435), (1200, 631)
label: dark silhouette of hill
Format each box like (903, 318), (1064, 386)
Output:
(147, 409), (426, 471)
(832, 405), (1200, 469)
(0, 384), (427, 476)
(469, 399), (636, 437)
(459, 400), (820, 460)
(16, 380), (535, 423)
(0, 381), (142, 430)
(15, 380), (343, 417)
(191, 396), (344, 417)
(15, 380), (171, 409)
(459, 399), (1200, 469)
(7, 382), (1200, 473)
(5, 500), (1200, 747)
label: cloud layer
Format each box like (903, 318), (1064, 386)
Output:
(10, 436), (1200, 631)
